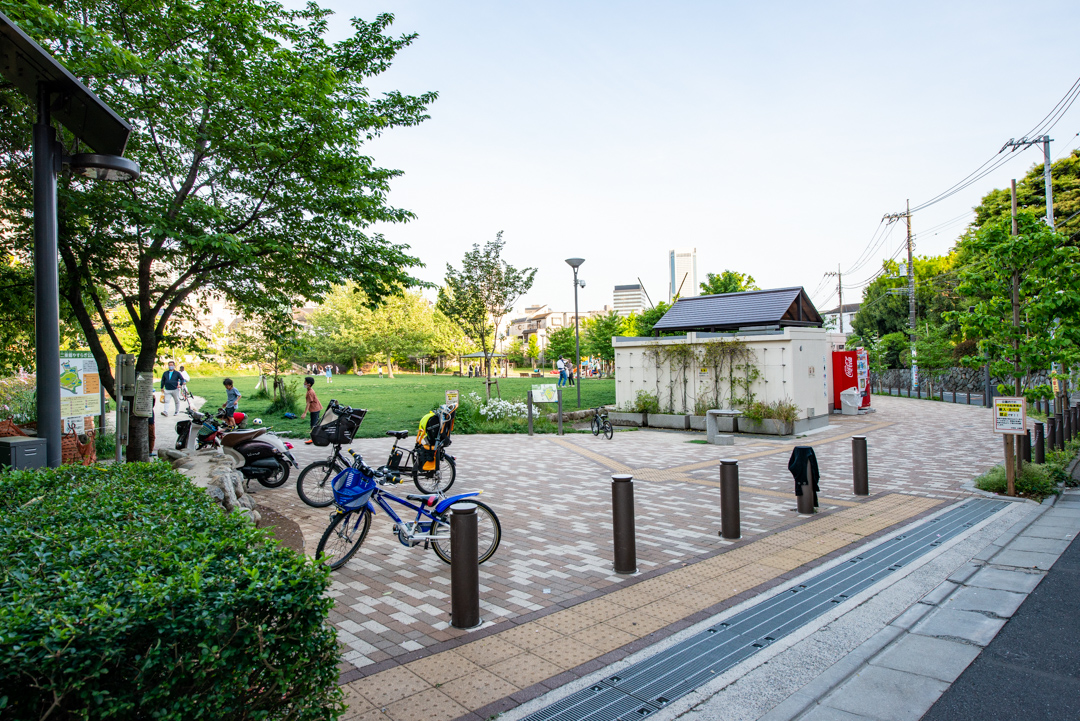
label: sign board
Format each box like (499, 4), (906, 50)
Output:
(133, 372), (154, 418)
(1052, 378), (1061, 394)
(993, 397), (1027, 435)
(60, 351), (100, 432)
(532, 384), (558, 403)
(445, 389), (459, 409)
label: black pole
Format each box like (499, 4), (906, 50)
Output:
(1048, 416), (1058, 452)
(797, 459), (816, 514)
(611, 474), (637, 573)
(34, 87), (62, 468)
(1022, 429), (1031, 463)
(573, 267), (582, 409)
(526, 390), (533, 436)
(719, 460), (740, 539)
(556, 388), (563, 436)
(852, 435), (869, 495)
(1057, 412), (1065, 449)
(1035, 422), (1045, 463)
(449, 503), (481, 629)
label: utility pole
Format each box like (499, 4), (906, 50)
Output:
(823, 266), (843, 332)
(1001, 136), (1054, 229)
(883, 200), (916, 388)
(1009, 179), (1021, 492)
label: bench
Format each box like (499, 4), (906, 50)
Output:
(706, 409), (742, 445)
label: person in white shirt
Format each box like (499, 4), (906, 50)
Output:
(557, 357), (567, 387)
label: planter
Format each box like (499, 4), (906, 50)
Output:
(648, 413), (690, 430)
(689, 415), (706, 431)
(739, 418), (795, 436)
(609, 411), (647, 427)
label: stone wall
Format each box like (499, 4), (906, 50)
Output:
(874, 367), (1054, 393)
(164, 448), (261, 525)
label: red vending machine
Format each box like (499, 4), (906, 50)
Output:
(832, 349), (871, 410)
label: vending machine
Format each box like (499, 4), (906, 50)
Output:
(832, 349), (871, 410)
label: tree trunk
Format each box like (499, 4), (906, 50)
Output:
(386, 351), (395, 379)
(352, 357), (359, 375)
(127, 344), (158, 462)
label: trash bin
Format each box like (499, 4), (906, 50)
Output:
(839, 387), (861, 416)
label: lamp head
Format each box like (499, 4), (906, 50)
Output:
(577, 279), (586, 288)
(69, 153), (140, 182)
(565, 257), (585, 269)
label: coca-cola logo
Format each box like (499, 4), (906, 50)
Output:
(844, 357), (854, 378)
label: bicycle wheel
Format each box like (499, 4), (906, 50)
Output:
(297, 460), (344, 507)
(602, 419), (613, 440)
(431, 499), (501, 565)
(257, 459), (290, 488)
(590, 415), (601, 436)
(316, 508), (372, 570)
(414, 455), (456, 494)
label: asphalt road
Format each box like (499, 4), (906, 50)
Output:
(921, 503), (1080, 721)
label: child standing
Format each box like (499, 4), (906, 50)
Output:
(304, 376), (322, 444)
(221, 378), (241, 429)
(324, 365), (333, 383)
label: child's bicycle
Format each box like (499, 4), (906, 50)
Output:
(591, 407), (613, 439)
(315, 449), (500, 570)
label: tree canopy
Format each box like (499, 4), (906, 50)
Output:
(699, 270), (759, 296)
(583, 310), (628, 366)
(851, 254), (963, 342)
(973, 150), (1080, 243)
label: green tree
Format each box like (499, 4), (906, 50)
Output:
(0, 1), (432, 460)
(907, 324), (954, 398)
(306, 284), (374, 372)
(631, 302), (671, 337)
(506, 338), (525, 367)
(972, 150), (1080, 243)
(700, 270), (759, 295)
(584, 310), (627, 370)
(226, 307), (305, 403)
(525, 335), (540, 368)
(438, 232), (536, 398)
(851, 255), (963, 340)
(546, 326), (576, 362)
(365, 292), (437, 379)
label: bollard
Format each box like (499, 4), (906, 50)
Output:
(1057, 413), (1065, 449)
(611, 474), (637, 573)
(1022, 429), (1032, 463)
(557, 389), (564, 436)
(1048, 417), (1057, 452)
(852, 435), (869, 496)
(1034, 422), (1045, 463)
(1066, 409), (1073, 444)
(527, 391), (534, 436)
(449, 503), (481, 629)
(719, 460), (740, 539)
(797, 457), (816, 514)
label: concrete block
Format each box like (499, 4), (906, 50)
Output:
(688, 415), (706, 431)
(824, 666), (949, 721)
(710, 434), (734, 446)
(944, 586), (1026, 618)
(918, 580), (958, 607)
(889, 602), (933, 630)
(800, 705), (872, 720)
(1005, 536), (1071, 554)
(912, 608), (1006, 647)
(992, 549), (1061, 571)
(946, 562), (981, 584)
(967, 566), (1044, 594)
(649, 413), (689, 430)
(870, 634), (980, 683)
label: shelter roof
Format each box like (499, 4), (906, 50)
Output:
(653, 287), (824, 333)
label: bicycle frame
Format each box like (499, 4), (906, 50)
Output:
(339, 484), (482, 545)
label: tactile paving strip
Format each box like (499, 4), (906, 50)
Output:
(522, 498), (1007, 721)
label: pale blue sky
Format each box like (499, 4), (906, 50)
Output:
(287, 0), (1080, 315)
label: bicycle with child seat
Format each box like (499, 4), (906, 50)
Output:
(315, 448), (500, 570)
(590, 406), (613, 439)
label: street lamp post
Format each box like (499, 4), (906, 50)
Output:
(1, 11), (140, 466)
(565, 258), (585, 408)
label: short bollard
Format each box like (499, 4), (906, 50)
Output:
(557, 389), (564, 436)
(1034, 422), (1045, 464)
(719, 460), (740, 539)
(1022, 429), (1032, 463)
(612, 474), (637, 574)
(1048, 417), (1058, 452)
(1057, 413), (1066, 449)
(852, 435), (869, 496)
(526, 391), (534, 436)
(1065, 410), (1072, 444)
(789, 446), (819, 515)
(450, 503), (481, 629)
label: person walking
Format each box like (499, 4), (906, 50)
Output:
(221, 378), (241, 429)
(324, 365), (333, 383)
(160, 362), (183, 416)
(303, 376), (322, 444)
(568, 363), (576, 387)
(557, 356), (567, 387)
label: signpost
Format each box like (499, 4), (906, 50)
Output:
(59, 351), (101, 434)
(532, 384), (558, 403)
(445, 389), (459, 410)
(993, 397), (1027, 496)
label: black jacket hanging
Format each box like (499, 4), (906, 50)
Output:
(788, 446), (820, 508)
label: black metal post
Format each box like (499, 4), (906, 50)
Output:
(1035, 422), (1045, 463)
(719, 460), (740, 539)
(852, 435), (869, 495)
(572, 266), (582, 409)
(527, 390), (533, 436)
(450, 503), (481, 629)
(556, 388), (563, 436)
(1022, 429), (1032, 463)
(797, 459), (816, 514)
(611, 474), (637, 573)
(1057, 412), (1065, 449)
(34, 88), (61, 468)
(1066, 408), (1073, 444)
(1048, 416), (1057, 452)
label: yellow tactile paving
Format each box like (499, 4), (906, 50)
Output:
(341, 492), (942, 719)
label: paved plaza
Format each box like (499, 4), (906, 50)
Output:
(189, 393), (1007, 720)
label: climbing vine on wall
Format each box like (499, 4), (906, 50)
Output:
(659, 343), (699, 413)
(700, 338), (758, 409)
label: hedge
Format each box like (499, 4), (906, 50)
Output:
(0, 463), (343, 719)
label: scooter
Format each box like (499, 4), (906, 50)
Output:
(175, 407), (297, 488)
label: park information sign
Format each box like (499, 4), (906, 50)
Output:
(532, 384), (558, 403)
(445, 389), (459, 409)
(59, 351), (100, 432)
(993, 397), (1027, 435)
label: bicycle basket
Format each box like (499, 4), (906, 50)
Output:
(311, 405), (367, 446)
(331, 467), (376, 510)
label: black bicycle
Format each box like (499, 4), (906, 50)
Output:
(591, 407), (613, 439)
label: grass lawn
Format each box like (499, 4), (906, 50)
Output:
(184, 373), (615, 438)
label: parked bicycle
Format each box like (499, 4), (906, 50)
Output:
(590, 406), (613, 439)
(315, 449), (500, 570)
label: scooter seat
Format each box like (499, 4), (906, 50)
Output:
(386, 430), (411, 440)
(220, 428), (266, 447)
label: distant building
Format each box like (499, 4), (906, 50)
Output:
(613, 284), (647, 317)
(669, 248), (698, 300)
(822, 303), (860, 333)
(504, 303), (612, 362)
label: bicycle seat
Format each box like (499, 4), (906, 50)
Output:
(386, 430), (410, 439)
(220, 428), (266, 447)
(405, 493), (439, 506)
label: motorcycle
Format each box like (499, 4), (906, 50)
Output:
(175, 406), (297, 488)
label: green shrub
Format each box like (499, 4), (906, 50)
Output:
(267, 377), (301, 414)
(974, 462), (1058, 500)
(0, 375), (35, 423)
(741, 399), (800, 424)
(0, 463), (343, 719)
(94, 430), (116, 458)
(622, 390), (660, 414)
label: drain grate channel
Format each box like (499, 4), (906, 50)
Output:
(522, 499), (1005, 721)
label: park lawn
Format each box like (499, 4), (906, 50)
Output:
(183, 373), (615, 438)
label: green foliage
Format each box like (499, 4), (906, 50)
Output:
(699, 270), (759, 296)
(583, 310), (628, 366)
(0, 375), (35, 423)
(910, 323), (955, 395)
(0, 462), (342, 718)
(622, 390), (661, 414)
(851, 255), (963, 341)
(226, 305), (305, 403)
(526, 335), (541, 365)
(94, 430), (116, 458)
(267, 378), (301, 414)
(974, 461), (1058, 501)
(740, 399), (800, 424)
(973, 149), (1080, 244)
(506, 338), (526, 366)
(0, 0), (432, 397)
(630, 302), (674, 337)
(659, 342), (699, 413)
(546, 326), (577, 362)
(700, 338), (755, 408)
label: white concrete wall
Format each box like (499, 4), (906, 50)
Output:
(613, 329), (834, 420)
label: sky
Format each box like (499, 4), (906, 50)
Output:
(284, 0), (1080, 317)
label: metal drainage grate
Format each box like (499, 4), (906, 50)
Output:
(522, 498), (1006, 721)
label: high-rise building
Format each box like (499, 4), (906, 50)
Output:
(613, 284), (648, 317)
(669, 248), (698, 300)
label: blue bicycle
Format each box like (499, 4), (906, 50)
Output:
(315, 450), (501, 570)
